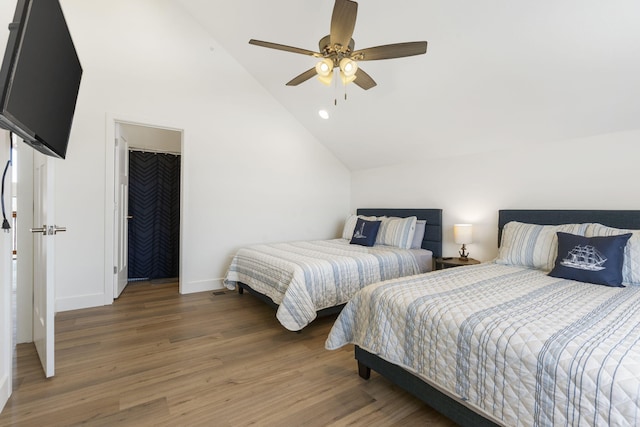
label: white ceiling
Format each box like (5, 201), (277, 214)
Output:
(175, 0), (640, 170)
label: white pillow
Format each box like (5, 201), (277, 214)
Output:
(411, 220), (427, 249)
(375, 216), (417, 250)
(586, 223), (640, 285)
(496, 221), (589, 271)
(342, 214), (377, 239)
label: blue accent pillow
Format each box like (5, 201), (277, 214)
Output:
(350, 218), (381, 247)
(548, 232), (632, 287)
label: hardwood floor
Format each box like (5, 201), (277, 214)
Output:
(0, 282), (456, 426)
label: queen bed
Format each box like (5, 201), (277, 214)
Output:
(326, 209), (640, 426)
(224, 208), (443, 331)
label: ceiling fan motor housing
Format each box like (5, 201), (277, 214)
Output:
(319, 34), (355, 66)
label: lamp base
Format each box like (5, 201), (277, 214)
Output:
(459, 244), (469, 261)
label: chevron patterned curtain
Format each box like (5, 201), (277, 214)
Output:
(128, 151), (181, 280)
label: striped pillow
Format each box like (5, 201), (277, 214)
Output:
(375, 216), (417, 249)
(586, 223), (640, 285)
(496, 221), (589, 271)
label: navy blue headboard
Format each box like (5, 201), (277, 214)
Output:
(498, 209), (640, 246)
(357, 208), (443, 257)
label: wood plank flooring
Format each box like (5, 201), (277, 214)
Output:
(0, 282), (456, 426)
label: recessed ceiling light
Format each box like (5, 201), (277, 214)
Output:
(318, 109), (329, 119)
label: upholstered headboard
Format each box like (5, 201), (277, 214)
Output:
(498, 209), (640, 246)
(357, 208), (443, 257)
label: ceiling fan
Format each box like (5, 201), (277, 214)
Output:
(249, 0), (428, 90)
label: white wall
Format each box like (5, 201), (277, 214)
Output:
(352, 130), (640, 262)
(45, 0), (349, 310)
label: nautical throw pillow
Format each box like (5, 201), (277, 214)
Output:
(548, 232), (632, 287)
(586, 223), (640, 285)
(342, 214), (378, 240)
(350, 218), (381, 247)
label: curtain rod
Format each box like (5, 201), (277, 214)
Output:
(129, 147), (181, 156)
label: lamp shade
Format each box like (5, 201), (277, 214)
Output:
(454, 224), (472, 244)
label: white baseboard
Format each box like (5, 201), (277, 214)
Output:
(55, 279), (227, 311)
(0, 373), (10, 413)
(181, 278), (224, 294)
(56, 292), (106, 312)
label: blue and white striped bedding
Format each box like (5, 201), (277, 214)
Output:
(326, 262), (640, 426)
(224, 239), (429, 331)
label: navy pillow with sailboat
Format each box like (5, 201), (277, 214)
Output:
(350, 218), (382, 247)
(549, 232), (632, 287)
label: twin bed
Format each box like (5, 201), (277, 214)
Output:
(326, 210), (640, 426)
(224, 208), (443, 331)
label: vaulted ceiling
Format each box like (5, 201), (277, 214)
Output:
(175, 0), (640, 170)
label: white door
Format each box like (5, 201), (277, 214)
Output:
(114, 129), (129, 298)
(31, 151), (57, 378)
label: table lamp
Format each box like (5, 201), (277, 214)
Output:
(454, 224), (472, 261)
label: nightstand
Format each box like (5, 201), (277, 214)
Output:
(435, 257), (480, 270)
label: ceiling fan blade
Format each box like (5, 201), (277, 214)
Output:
(353, 68), (377, 90)
(249, 39), (321, 57)
(329, 0), (358, 49)
(352, 41), (428, 61)
(286, 68), (318, 86)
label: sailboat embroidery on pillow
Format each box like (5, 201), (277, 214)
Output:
(560, 245), (607, 271)
(353, 221), (367, 239)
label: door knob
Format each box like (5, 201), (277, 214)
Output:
(50, 225), (67, 235)
(30, 225), (47, 235)
(29, 225), (66, 235)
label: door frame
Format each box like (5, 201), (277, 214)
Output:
(0, 131), (13, 410)
(113, 128), (129, 298)
(16, 143), (34, 344)
(104, 114), (184, 303)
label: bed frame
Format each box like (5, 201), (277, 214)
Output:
(356, 209), (640, 427)
(237, 208), (443, 318)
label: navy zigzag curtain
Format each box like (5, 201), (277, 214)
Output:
(128, 151), (180, 280)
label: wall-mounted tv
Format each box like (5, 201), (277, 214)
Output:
(0, 0), (82, 159)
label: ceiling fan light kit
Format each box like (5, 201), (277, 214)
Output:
(315, 58), (334, 86)
(249, 0), (428, 91)
(316, 58), (333, 76)
(340, 58), (357, 76)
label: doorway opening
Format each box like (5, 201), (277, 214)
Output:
(113, 122), (182, 298)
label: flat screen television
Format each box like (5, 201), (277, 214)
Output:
(0, 0), (82, 159)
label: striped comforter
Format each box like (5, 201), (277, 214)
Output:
(224, 239), (425, 331)
(326, 262), (640, 426)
